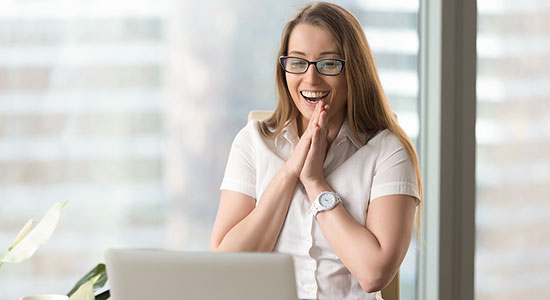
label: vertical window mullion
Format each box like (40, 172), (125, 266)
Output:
(418, 0), (476, 299)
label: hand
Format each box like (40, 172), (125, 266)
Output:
(283, 101), (326, 179)
(299, 101), (329, 186)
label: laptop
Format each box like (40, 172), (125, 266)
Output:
(105, 248), (298, 300)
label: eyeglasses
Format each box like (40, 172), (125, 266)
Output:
(279, 56), (345, 76)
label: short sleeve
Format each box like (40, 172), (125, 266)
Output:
(219, 122), (257, 199)
(370, 132), (420, 202)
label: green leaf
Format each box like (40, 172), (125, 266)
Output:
(1, 201), (68, 264)
(69, 274), (100, 300)
(67, 263), (108, 297)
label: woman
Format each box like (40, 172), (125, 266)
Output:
(210, 2), (422, 299)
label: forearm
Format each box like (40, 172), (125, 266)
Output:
(216, 167), (298, 252)
(317, 205), (397, 291)
(303, 180), (398, 291)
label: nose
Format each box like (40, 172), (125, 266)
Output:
(303, 63), (322, 84)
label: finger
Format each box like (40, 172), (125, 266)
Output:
(312, 100), (325, 127)
(309, 105), (322, 131)
(318, 112), (328, 148)
(322, 103), (329, 125)
(314, 100), (324, 124)
(307, 102), (321, 129)
(313, 109), (327, 146)
(318, 110), (327, 129)
(318, 100), (325, 113)
(310, 126), (319, 152)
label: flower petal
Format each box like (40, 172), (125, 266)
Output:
(1, 201), (67, 264)
(8, 219), (35, 251)
(68, 274), (100, 300)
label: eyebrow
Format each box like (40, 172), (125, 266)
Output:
(288, 50), (341, 56)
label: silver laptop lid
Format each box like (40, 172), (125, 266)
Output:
(105, 248), (298, 300)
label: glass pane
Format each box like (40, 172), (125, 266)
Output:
(476, 1), (550, 299)
(356, 2), (420, 299)
(0, 1), (419, 299)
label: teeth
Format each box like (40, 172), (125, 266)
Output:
(301, 91), (329, 98)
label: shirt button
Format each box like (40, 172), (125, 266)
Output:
(305, 236), (312, 243)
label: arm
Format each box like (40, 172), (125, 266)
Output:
(211, 104), (327, 252)
(210, 167), (298, 252)
(300, 103), (418, 292)
(303, 179), (416, 292)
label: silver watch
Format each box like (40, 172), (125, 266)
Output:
(311, 191), (342, 217)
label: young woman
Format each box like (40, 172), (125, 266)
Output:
(211, 2), (422, 299)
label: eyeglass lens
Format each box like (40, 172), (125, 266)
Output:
(283, 57), (343, 75)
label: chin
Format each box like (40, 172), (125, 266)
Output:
(296, 105), (313, 119)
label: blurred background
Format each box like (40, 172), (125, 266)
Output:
(475, 1), (550, 299)
(0, 0), (548, 299)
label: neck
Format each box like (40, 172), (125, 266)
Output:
(297, 112), (346, 146)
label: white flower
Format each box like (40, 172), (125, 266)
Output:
(0, 201), (67, 266)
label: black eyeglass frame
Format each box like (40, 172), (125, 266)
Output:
(279, 56), (346, 76)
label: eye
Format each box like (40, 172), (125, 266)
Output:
(289, 59), (306, 67)
(319, 60), (339, 70)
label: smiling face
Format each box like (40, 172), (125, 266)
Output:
(285, 23), (347, 132)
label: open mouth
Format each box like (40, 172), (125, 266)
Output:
(300, 91), (330, 104)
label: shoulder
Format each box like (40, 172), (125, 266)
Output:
(233, 120), (261, 139)
(231, 120), (270, 149)
(361, 129), (404, 151)
(379, 129), (406, 150)
(357, 129), (410, 164)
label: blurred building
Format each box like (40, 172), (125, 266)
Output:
(475, 1), (550, 299)
(3, 0), (549, 299)
(0, 1), (420, 299)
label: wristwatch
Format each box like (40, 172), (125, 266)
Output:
(311, 191), (342, 217)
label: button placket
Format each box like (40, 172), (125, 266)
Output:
(306, 210), (319, 298)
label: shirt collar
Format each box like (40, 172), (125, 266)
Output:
(275, 119), (299, 147)
(275, 117), (364, 149)
(333, 118), (363, 149)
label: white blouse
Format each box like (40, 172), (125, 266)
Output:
(220, 119), (420, 300)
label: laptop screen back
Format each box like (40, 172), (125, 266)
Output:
(105, 248), (298, 300)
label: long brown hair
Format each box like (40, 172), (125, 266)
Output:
(260, 1), (423, 237)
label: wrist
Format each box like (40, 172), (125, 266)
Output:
(302, 179), (331, 202)
(315, 201), (343, 220)
(281, 163), (300, 181)
(311, 191), (343, 218)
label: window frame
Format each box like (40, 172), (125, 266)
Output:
(417, 0), (477, 299)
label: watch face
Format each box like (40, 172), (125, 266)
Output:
(320, 193), (336, 208)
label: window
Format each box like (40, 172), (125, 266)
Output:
(355, 1), (420, 298)
(0, 1), (420, 299)
(0, 1), (169, 297)
(475, 1), (550, 299)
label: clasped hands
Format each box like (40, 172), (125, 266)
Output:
(284, 100), (331, 202)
